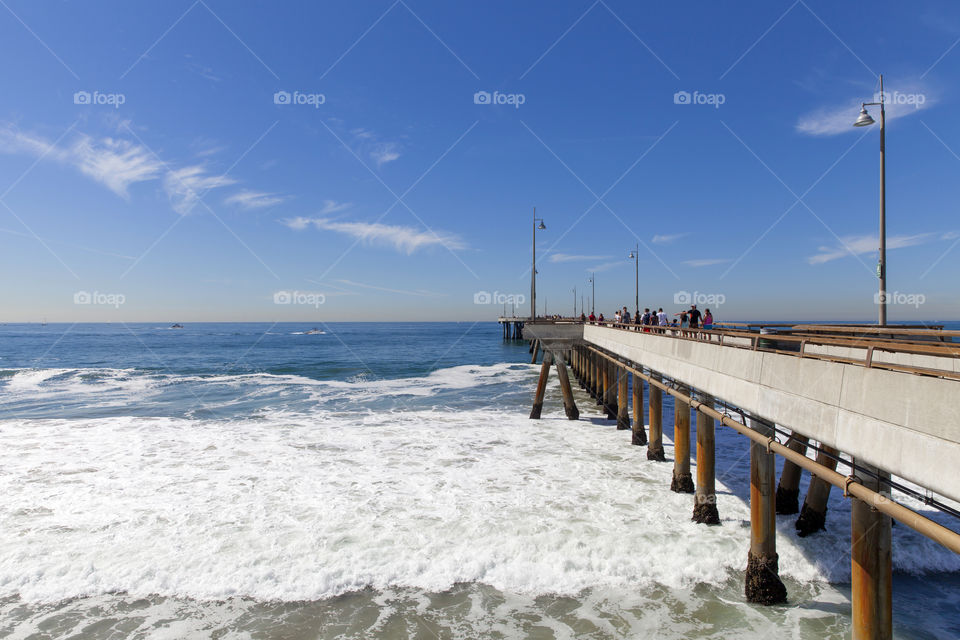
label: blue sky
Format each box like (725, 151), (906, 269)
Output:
(1, 0), (958, 322)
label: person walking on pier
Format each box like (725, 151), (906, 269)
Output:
(657, 308), (668, 334)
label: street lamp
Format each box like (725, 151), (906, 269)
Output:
(628, 244), (639, 317)
(572, 286), (577, 318)
(531, 207), (546, 321)
(588, 273), (595, 314)
(854, 74), (886, 326)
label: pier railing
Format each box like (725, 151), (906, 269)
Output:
(561, 320), (960, 380)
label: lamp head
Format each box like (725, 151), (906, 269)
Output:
(628, 250), (637, 259)
(537, 221), (546, 230)
(854, 106), (875, 127)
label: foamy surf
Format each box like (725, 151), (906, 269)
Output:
(1, 351), (958, 638)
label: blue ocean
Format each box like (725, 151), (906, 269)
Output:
(1, 322), (958, 639)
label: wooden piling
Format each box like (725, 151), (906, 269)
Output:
(617, 366), (630, 430)
(647, 374), (666, 461)
(796, 444), (840, 537)
(529, 350), (553, 420)
(530, 339), (540, 364)
(745, 419), (788, 605)
(671, 389), (694, 493)
(604, 361), (618, 420)
(631, 371), (647, 446)
(555, 355), (580, 421)
(851, 463), (893, 640)
(693, 393), (719, 524)
(776, 434), (809, 515)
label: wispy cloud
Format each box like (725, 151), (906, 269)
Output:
(164, 165), (237, 214)
(336, 278), (444, 297)
(370, 142), (400, 167)
(652, 232), (689, 244)
(796, 81), (935, 136)
(807, 232), (937, 264)
(683, 258), (730, 267)
(587, 260), (626, 273)
(224, 189), (287, 209)
(549, 253), (611, 263)
(283, 217), (465, 254)
(0, 126), (162, 198)
(319, 200), (352, 215)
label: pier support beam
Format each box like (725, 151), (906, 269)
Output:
(796, 444), (840, 537)
(671, 389), (694, 493)
(555, 355), (580, 421)
(603, 361), (618, 420)
(851, 463), (893, 640)
(632, 371), (647, 446)
(617, 366), (630, 430)
(647, 375), (666, 461)
(529, 350), (553, 420)
(745, 419), (787, 605)
(693, 393), (719, 524)
(530, 339), (540, 364)
(594, 353), (602, 401)
(776, 434), (809, 515)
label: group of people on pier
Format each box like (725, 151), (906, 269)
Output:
(580, 304), (714, 336)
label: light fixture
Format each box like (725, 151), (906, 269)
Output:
(854, 106), (875, 127)
(538, 221), (546, 230)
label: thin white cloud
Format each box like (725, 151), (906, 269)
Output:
(683, 258), (730, 267)
(164, 165), (237, 215)
(320, 200), (351, 214)
(0, 127), (162, 198)
(370, 142), (400, 167)
(652, 232), (689, 244)
(224, 189), (288, 209)
(796, 81), (936, 136)
(336, 278), (444, 297)
(549, 253), (611, 263)
(587, 260), (626, 273)
(807, 232), (936, 264)
(283, 217), (465, 254)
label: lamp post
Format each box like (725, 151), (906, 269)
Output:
(854, 74), (886, 326)
(628, 244), (639, 316)
(588, 273), (595, 314)
(531, 207), (546, 321)
(572, 287), (577, 318)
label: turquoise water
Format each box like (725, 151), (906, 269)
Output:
(0, 322), (958, 639)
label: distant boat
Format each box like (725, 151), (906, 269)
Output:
(170, 323), (184, 329)
(304, 328), (323, 335)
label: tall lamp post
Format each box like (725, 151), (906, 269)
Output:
(572, 287), (577, 318)
(628, 244), (639, 317)
(588, 273), (595, 314)
(854, 74), (886, 326)
(531, 208), (546, 321)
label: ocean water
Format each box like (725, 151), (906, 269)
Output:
(0, 322), (958, 639)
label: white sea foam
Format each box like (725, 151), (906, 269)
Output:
(1, 390), (957, 607)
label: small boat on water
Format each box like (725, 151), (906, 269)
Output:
(170, 323), (184, 329)
(304, 327), (323, 335)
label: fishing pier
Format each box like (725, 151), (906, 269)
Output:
(522, 320), (960, 640)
